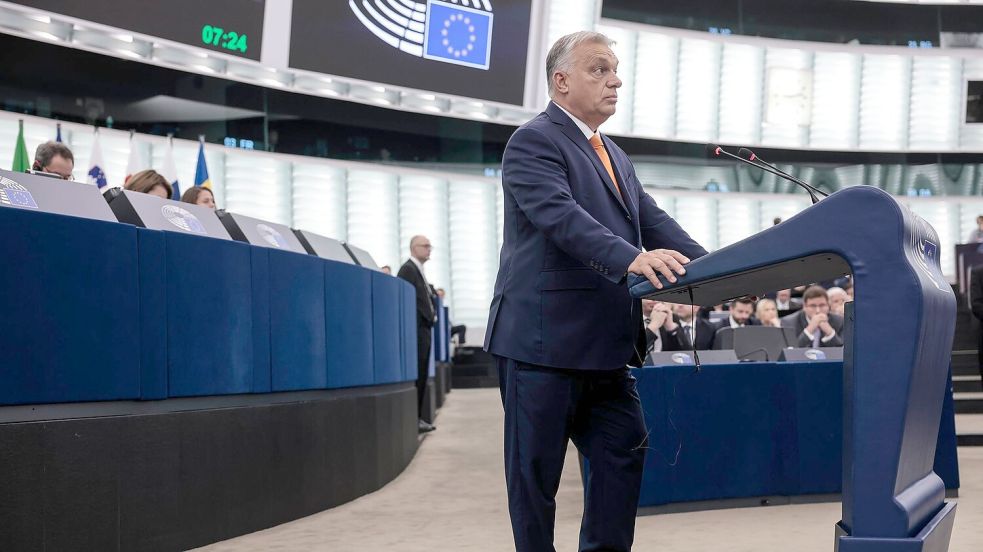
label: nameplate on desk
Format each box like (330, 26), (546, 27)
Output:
(0, 168), (117, 222)
(779, 347), (844, 361)
(646, 350), (738, 366)
(294, 229), (356, 264)
(217, 210), (306, 253)
(105, 189), (231, 239)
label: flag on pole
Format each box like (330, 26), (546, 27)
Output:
(160, 135), (181, 199)
(12, 119), (30, 172)
(87, 130), (109, 189)
(55, 123), (62, 143)
(194, 138), (211, 189)
(125, 131), (142, 184)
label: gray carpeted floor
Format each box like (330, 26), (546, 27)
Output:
(196, 389), (983, 551)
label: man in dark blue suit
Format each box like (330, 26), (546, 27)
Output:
(484, 31), (707, 552)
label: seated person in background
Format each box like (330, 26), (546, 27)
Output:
(781, 285), (844, 347)
(180, 186), (216, 208)
(435, 288), (467, 344)
(380, 265), (392, 275)
(31, 141), (74, 180)
(775, 288), (802, 316)
(663, 303), (719, 351)
(643, 300), (675, 353)
(125, 170), (172, 199)
(842, 279), (854, 300)
(755, 298), (782, 328)
(827, 286), (850, 317)
(724, 297), (758, 328)
(968, 215), (983, 243)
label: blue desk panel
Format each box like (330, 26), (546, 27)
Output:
(372, 272), (403, 385)
(162, 232), (258, 397)
(634, 362), (959, 507)
(325, 261), (374, 388)
(0, 208), (141, 404)
(399, 280), (418, 383)
(266, 248), (327, 392)
(136, 228), (167, 400)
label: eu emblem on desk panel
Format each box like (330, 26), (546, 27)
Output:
(0, 168), (116, 222)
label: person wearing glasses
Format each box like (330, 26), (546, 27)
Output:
(397, 235), (438, 433)
(31, 141), (75, 180)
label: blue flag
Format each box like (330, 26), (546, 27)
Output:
(194, 141), (211, 189)
(424, 0), (493, 70)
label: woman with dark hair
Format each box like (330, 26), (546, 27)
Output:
(181, 186), (216, 209)
(125, 170), (172, 199)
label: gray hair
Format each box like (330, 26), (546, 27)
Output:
(34, 141), (74, 167)
(545, 31), (615, 98)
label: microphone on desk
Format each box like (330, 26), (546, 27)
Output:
(705, 144), (824, 205)
(738, 147), (828, 203)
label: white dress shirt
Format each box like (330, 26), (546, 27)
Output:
(554, 102), (598, 141)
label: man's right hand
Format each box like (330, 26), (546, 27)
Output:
(807, 313), (828, 332)
(628, 249), (691, 289)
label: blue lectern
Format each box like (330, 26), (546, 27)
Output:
(629, 186), (956, 551)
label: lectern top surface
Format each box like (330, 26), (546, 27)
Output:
(631, 253), (850, 306)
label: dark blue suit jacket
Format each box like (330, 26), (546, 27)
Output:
(484, 102), (707, 370)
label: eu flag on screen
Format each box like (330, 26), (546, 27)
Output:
(424, 0), (493, 70)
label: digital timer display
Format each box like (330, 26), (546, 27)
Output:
(14, 0), (265, 61)
(202, 25), (248, 53)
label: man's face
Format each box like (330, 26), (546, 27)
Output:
(731, 302), (753, 324)
(41, 154), (73, 180)
(671, 303), (695, 321)
(411, 237), (432, 262)
(828, 293), (847, 315)
(776, 289), (791, 303)
(554, 41), (622, 130)
(642, 299), (655, 317)
(803, 296), (830, 320)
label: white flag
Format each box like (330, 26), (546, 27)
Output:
(87, 131), (109, 189)
(125, 134), (143, 184)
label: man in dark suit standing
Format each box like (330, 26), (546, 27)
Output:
(484, 31), (707, 552)
(398, 235), (437, 433)
(780, 285), (845, 347)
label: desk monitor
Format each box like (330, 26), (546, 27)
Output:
(714, 326), (797, 362)
(343, 242), (381, 271)
(0, 168), (116, 222)
(216, 210), (306, 253)
(105, 189), (231, 239)
(646, 350), (739, 366)
(293, 229), (356, 264)
(779, 347), (844, 362)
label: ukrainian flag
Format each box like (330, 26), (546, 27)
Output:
(194, 140), (211, 189)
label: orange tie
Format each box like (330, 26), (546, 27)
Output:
(589, 133), (620, 196)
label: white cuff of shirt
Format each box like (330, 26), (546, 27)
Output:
(803, 328), (837, 343)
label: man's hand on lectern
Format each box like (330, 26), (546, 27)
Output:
(628, 249), (690, 289)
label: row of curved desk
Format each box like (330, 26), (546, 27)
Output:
(631, 361), (959, 511)
(0, 204), (434, 551)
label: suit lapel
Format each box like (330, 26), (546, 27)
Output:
(548, 103), (630, 215)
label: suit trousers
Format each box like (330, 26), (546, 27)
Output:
(496, 356), (647, 552)
(416, 324), (432, 418)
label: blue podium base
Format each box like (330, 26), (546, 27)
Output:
(834, 502), (957, 552)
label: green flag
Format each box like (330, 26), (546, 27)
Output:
(12, 119), (30, 172)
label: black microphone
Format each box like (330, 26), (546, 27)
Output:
(706, 144), (821, 204)
(738, 147), (828, 203)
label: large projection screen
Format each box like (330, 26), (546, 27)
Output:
(289, 0), (532, 106)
